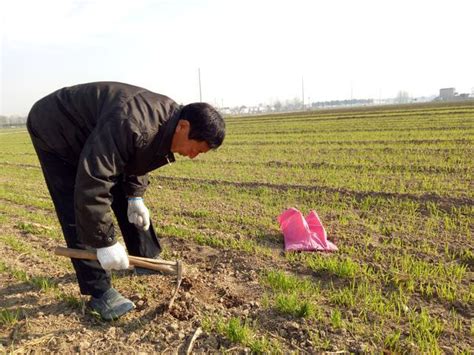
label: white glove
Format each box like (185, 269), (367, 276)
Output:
(127, 197), (150, 231)
(96, 242), (129, 271)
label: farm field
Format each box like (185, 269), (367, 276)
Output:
(0, 101), (473, 353)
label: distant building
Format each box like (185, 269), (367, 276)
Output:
(439, 88), (456, 100)
(434, 87), (473, 102)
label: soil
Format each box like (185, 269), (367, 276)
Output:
(0, 215), (348, 354)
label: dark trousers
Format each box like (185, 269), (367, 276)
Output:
(29, 138), (161, 297)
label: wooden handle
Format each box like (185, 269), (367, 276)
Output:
(54, 246), (177, 275)
(129, 254), (178, 266)
(55, 247), (98, 260)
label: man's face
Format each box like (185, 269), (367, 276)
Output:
(171, 120), (211, 159)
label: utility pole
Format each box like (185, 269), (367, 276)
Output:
(198, 68), (202, 102)
(302, 76), (305, 110)
(350, 81), (353, 107)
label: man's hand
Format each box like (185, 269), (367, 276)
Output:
(127, 197), (150, 231)
(96, 242), (129, 271)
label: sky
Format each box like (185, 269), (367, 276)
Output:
(1, 0), (473, 115)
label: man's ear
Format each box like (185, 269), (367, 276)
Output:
(176, 119), (190, 132)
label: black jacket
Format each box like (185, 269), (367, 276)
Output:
(27, 82), (181, 247)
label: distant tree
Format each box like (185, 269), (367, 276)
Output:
(291, 97), (302, 110)
(273, 100), (282, 112)
(396, 91), (410, 104)
(239, 105), (247, 114)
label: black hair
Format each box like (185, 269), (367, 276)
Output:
(179, 102), (225, 149)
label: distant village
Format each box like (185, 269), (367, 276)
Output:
(219, 87), (474, 115)
(1, 87), (473, 127)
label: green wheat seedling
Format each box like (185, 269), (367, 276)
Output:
(218, 317), (252, 344)
(386, 253), (467, 301)
(0, 308), (21, 326)
(305, 255), (360, 278)
(211, 316), (281, 353)
(0, 233), (70, 269)
(262, 269), (317, 294)
(408, 308), (443, 352)
(11, 268), (29, 282)
(449, 309), (463, 332)
(58, 292), (86, 309)
(3, 263), (57, 293)
(262, 270), (320, 319)
(274, 292), (317, 318)
(330, 309), (343, 329)
(0, 206), (62, 241)
(0, 234), (31, 253)
(330, 285), (356, 307)
(384, 331), (402, 352)
(16, 222), (49, 235)
(29, 276), (58, 292)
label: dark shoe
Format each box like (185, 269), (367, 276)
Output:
(89, 288), (135, 321)
(134, 255), (163, 275)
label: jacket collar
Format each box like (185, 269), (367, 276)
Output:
(155, 105), (182, 159)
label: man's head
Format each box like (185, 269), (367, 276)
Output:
(171, 103), (225, 159)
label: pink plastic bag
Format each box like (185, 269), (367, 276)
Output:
(278, 208), (337, 252)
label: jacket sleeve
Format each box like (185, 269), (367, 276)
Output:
(123, 174), (149, 197)
(74, 115), (140, 248)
